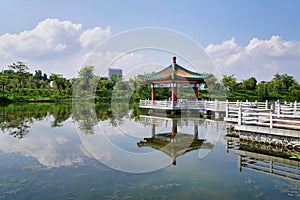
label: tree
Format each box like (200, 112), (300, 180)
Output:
(33, 70), (43, 81)
(77, 66), (98, 91)
(8, 61), (30, 91)
(242, 77), (257, 90)
(288, 82), (300, 101)
(8, 61), (29, 73)
(111, 74), (122, 85)
(0, 73), (9, 97)
(43, 73), (48, 81)
(97, 78), (114, 91)
(222, 75), (237, 92)
(280, 73), (295, 90)
(205, 76), (222, 90)
(271, 73), (296, 91)
(257, 82), (268, 101)
(49, 74), (68, 94)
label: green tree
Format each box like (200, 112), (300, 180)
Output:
(0, 73), (9, 97)
(111, 74), (122, 85)
(222, 75), (237, 92)
(33, 70), (43, 81)
(43, 73), (48, 81)
(279, 73), (295, 90)
(242, 77), (257, 90)
(78, 65), (98, 91)
(270, 73), (296, 94)
(49, 74), (69, 94)
(288, 82), (300, 101)
(205, 76), (222, 90)
(257, 82), (268, 101)
(8, 61), (30, 91)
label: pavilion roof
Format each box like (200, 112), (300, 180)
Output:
(138, 57), (213, 82)
(137, 133), (214, 160)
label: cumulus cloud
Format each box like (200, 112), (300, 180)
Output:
(206, 35), (300, 81)
(79, 26), (111, 48)
(0, 18), (112, 77)
(0, 18), (82, 59)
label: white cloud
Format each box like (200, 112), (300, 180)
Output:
(79, 26), (111, 48)
(0, 18), (111, 77)
(206, 35), (300, 81)
(0, 18), (82, 59)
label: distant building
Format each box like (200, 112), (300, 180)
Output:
(108, 68), (122, 78)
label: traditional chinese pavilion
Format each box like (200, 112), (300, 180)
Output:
(138, 57), (213, 110)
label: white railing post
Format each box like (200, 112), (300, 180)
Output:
(265, 100), (268, 109)
(255, 100), (258, 108)
(225, 100), (229, 118)
(294, 101), (297, 113)
(277, 102), (281, 118)
(269, 112), (273, 129)
(238, 106), (242, 125)
(215, 99), (218, 110)
(236, 100), (239, 107)
(204, 99), (207, 110)
(270, 103), (274, 113)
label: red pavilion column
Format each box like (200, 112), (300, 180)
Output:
(152, 123), (155, 136)
(151, 84), (155, 102)
(193, 86), (198, 101)
(194, 120), (198, 138)
(172, 119), (177, 138)
(171, 83), (177, 105)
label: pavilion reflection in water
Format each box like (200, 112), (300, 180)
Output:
(225, 135), (300, 181)
(137, 115), (215, 165)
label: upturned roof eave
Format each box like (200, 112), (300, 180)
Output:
(140, 73), (213, 83)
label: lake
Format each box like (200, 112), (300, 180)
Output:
(0, 103), (299, 199)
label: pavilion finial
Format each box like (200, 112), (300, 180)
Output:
(172, 56), (176, 64)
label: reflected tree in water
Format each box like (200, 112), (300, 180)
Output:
(72, 101), (98, 134)
(0, 103), (72, 138)
(0, 104), (32, 138)
(0, 102), (151, 137)
(48, 104), (72, 127)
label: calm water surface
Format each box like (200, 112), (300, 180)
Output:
(0, 103), (299, 199)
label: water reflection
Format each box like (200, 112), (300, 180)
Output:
(137, 115), (215, 165)
(0, 103), (72, 138)
(225, 135), (300, 181)
(0, 103), (85, 168)
(1, 103), (300, 198)
(0, 103), (227, 171)
(72, 101), (226, 173)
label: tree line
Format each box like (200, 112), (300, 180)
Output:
(1, 61), (300, 102)
(0, 61), (73, 101)
(216, 73), (300, 101)
(0, 62), (123, 102)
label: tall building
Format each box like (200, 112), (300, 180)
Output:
(108, 68), (122, 77)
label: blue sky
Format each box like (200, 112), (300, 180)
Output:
(1, 0), (300, 81)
